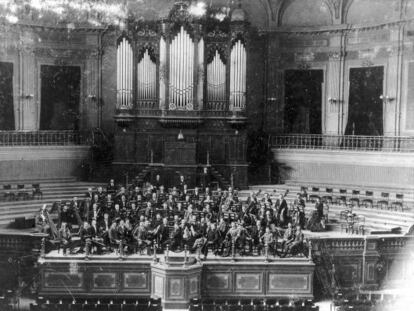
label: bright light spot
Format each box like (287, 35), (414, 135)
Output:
(189, 2), (206, 17)
(6, 14), (18, 23)
(214, 12), (226, 22)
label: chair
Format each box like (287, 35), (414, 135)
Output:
(391, 194), (404, 212)
(17, 184), (29, 200)
(362, 191), (374, 208)
(3, 184), (15, 201)
(309, 187), (320, 203)
(32, 184), (43, 200)
(70, 303), (84, 311)
(202, 304), (216, 311)
(95, 304), (108, 311)
(83, 303), (97, 311)
(123, 303), (138, 311)
(338, 189), (348, 206)
(376, 193), (389, 209)
(350, 190), (360, 207)
(322, 188), (333, 204)
(353, 215), (365, 235)
(108, 304), (122, 311)
(189, 304), (202, 311)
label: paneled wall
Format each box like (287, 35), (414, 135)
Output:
(0, 146), (90, 181)
(0, 29), (101, 132)
(264, 0), (414, 137)
(272, 148), (414, 190)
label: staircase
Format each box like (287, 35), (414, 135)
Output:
(210, 166), (231, 189)
(0, 178), (105, 227)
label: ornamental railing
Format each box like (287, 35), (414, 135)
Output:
(0, 130), (90, 146)
(270, 134), (414, 153)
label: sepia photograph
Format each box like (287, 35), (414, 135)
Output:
(0, 0), (413, 310)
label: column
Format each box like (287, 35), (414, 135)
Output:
(384, 25), (404, 137)
(85, 51), (99, 129)
(19, 47), (37, 130)
(326, 51), (343, 137)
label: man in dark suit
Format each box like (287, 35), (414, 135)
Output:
(277, 194), (289, 227)
(177, 175), (186, 193)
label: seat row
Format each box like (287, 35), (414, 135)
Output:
(1, 183), (43, 201)
(302, 186), (407, 212)
(30, 303), (161, 311)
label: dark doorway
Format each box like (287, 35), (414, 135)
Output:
(284, 69), (323, 134)
(0, 62), (15, 130)
(346, 66), (383, 136)
(40, 65), (81, 130)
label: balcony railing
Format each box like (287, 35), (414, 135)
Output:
(0, 131), (90, 146)
(270, 134), (414, 152)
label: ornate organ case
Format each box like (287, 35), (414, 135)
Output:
(113, 1), (249, 188)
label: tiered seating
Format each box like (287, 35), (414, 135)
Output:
(30, 298), (161, 311)
(189, 298), (319, 311)
(0, 178), (105, 227)
(242, 184), (414, 234)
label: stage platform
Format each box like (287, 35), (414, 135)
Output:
(38, 251), (314, 309)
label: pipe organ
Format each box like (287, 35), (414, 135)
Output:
(116, 37), (133, 109)
(113, 3), (251, 189)
(207, 50), (227, 103)
(137, 49), (157, 102)
(169, 26), (195, 110)
(114, 4), (248, 114)
(230, 40), (246, 110)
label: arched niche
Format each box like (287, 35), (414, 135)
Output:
(406, 1), (414, 19)
(346, 0), (400, 25)
(280, 0), (332, 27)
(240, 0), (271, 29)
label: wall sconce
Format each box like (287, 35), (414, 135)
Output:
(328, 97), (340, 104)
(267, 97), (277, 102)
(177, 130), (184, 141)
(88, 94), (97, 102)
(379, 95), (394, 104)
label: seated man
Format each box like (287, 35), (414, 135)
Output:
(282, 225), (304, 257)
(261, 226), (276, 256)
(133, 221), (151, 254)
(281, 222), (295, 250)
(90, 219), (104, 254)
(79, 221), (92, 253)
(58, 222), (72, 255)
(202, 223), (219, 259)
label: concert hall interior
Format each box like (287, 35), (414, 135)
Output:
(0, 0), (414, 311)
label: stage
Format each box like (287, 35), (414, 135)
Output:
(38, 251), (315, 309)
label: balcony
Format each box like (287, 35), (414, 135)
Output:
(0, 130), (90, 146)
(270, 134), (414, 153)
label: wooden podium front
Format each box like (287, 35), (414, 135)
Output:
(164, 141), (196, 165)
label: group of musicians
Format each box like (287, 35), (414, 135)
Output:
(37, 174), (319, 259)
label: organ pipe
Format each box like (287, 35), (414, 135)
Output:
(169, 26), (194, 110)
(116, 37), (133, 109)
(230, 40), (246, 110)
(159, 37), (166, 110)
(137, 49), (157, 101)
(207, 50), (226, 103)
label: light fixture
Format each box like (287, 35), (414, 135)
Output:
(328, 97), (341, 104)
(379, 95), (394, 103)
(177, 130), (184, 141)
(188, 1), (207, 17)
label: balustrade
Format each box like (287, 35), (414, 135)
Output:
(270, 134), (414, 152)
(0, 131), (89, 146)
